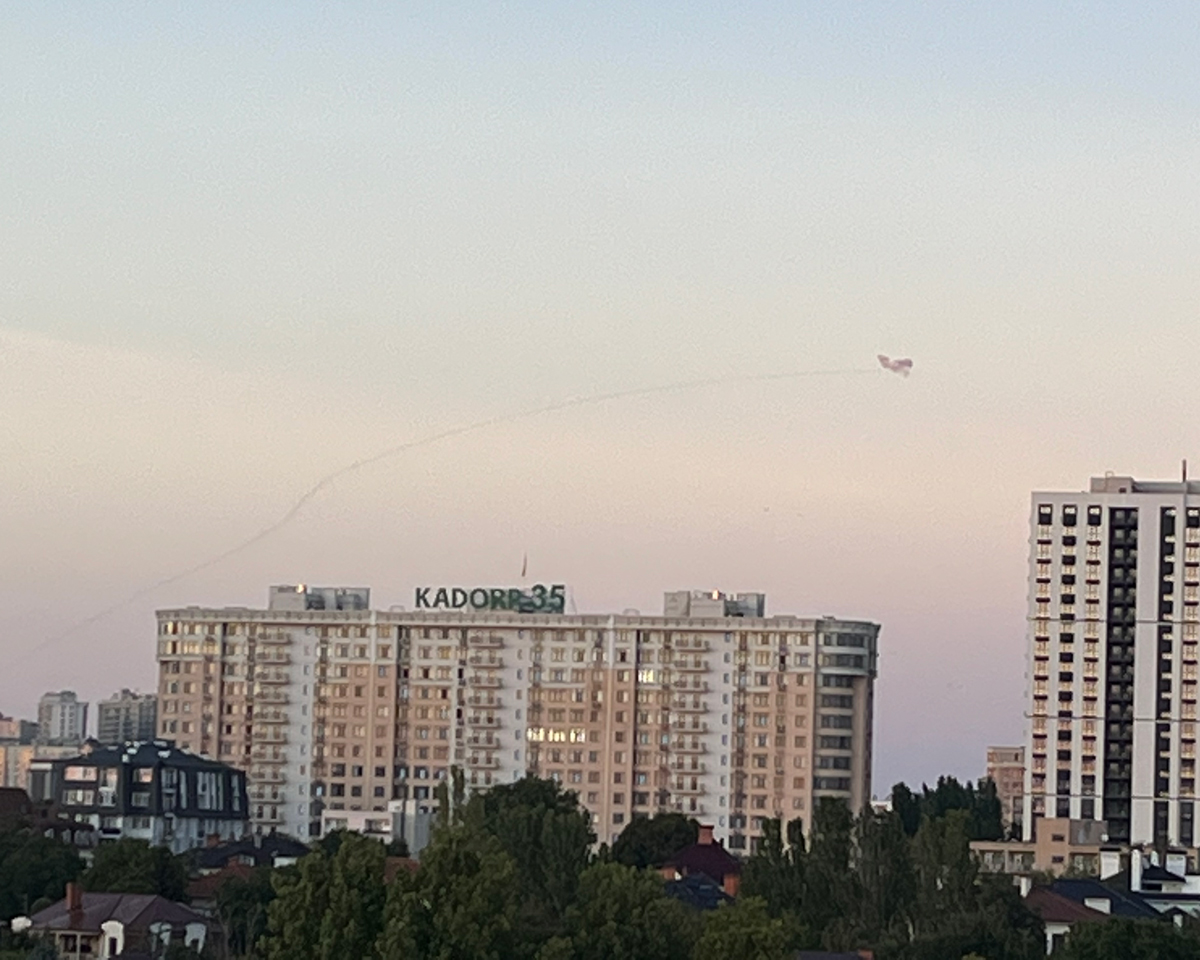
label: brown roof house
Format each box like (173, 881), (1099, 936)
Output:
(11, 882), (208, 959)
(660, 824), (742, 897)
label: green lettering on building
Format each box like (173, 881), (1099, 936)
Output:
(414, 584), (566, 614)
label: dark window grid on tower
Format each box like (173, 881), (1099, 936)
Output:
(1157, 507), (1178, 851)
(1102, 506), (1138, 843)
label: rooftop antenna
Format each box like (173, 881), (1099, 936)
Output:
(1184, 459), (1189, 483)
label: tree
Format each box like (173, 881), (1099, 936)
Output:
(0, 828), (83, 921)
(540, 862), (697, 960)
(850, 808), (915, 946)
(891, 783), (921, 837)
(800, 798), (856, 937)
(261, 853), (330, 960)
(377, 825), (520, 960)
(693, 897), (792, 960)
(969, 777), (1005, 842)
(317, 833), (386, 960)
(611, 814), (698, 870)
(910, 810), (977, 925)
(468, 776), (595, 936)
(82, 839), (187, 901)
(1056, 917), (1200, 960)
(216, 866), (275, 958)
(740, 818), (804, 919)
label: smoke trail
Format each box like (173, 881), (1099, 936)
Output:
(29, 363), (880, 655)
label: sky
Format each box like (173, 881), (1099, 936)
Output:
(3, 2), (1200, 791)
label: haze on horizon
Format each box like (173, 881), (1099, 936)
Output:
(3, 2), (1200, 792)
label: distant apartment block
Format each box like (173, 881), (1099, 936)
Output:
(986, 745), (1025, 833)
(1024, 476), (1200, 847)
(37, 691), (87, 746)
(0, 714), (38, 791)
(155, 585), (880, 849)
(973, 817), (1107, 877)
(28, 741), (249, 854)
(97, 690), (158, 745)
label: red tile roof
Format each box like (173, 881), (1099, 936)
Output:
(1025, 887), (1110, 924)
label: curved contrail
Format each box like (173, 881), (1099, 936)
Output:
(29, 363), (880, 656)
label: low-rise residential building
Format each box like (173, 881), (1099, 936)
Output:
(660, 823), (742, 896)
(27, 741), (249, 854)
(972, 817), (1107, 877)
(12, 883), (208, 959)
(321, 798), (436, 856)
(96, 690), (157, 745)
(193, 834), (311, 873)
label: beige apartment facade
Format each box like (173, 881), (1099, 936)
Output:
(155, 586), (879, 850)
(986, 745), (1025, 834)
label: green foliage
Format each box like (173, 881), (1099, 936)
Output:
(740, 818), (804, 919)
(82, 838), (188, 901)
(1056, 917), (1200, 960)
(693, 897), (793, 960)
(217, 866), (275, 958)
(318, 833), (387, 960)
(243, 773), (1047, 960)
(0, 828), (83, 921)
(467, 776), (595, 936)
(262, 853), (330, 960)
(890, 776), (1005, 841)
(383, 837), (409, 858)
(377, 825), (520, 960)
(541, 862), (698, 960)
(611, 813), (698, 870)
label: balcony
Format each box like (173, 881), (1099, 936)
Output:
(249, 788), (284, 803)
(670, 761), (708, 774)
(673, 700), (706, 713)
(255, 689), (289, 704)
(674, 680), (709, 693)
(676, 721), (709, 735)
(256, 650), (291, 665)
(673, 741), (707, 754)
(468, 654), (504, 668)
(470, 755), (501, 770)
(469, 633), (504, 648)
(257, 670), (290, 685)
(470, 675), (502, 689)
(466, 695), (501, 709)
(254, 807), (286, 824)
(466, 734), (499, 748)
(256, 631), (292, 645)
(467, 715), (500, 728)
(674, 659), (710, 672)
(672, 782), (706, 796)
(252, 768), (287, 784)
(256, 728), (288, 745)
(251, 749), (287, 763)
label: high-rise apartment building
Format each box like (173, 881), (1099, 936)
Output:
(1024, 475), (1200, 847)
(37, 692), (87, 747)
(97, 690), (158, 745)
(156, 585), (879, 849)
(985, 745), (1025, 833)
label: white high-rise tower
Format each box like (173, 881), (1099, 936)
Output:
(1024, 474), (1200, 847)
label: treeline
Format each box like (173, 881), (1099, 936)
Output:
(891, 776), (1006, 840)
(6, 775), (1200, 959)
(219, 778), (1047, 960)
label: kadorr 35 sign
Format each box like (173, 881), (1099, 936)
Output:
(415, 584), (567, 614)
